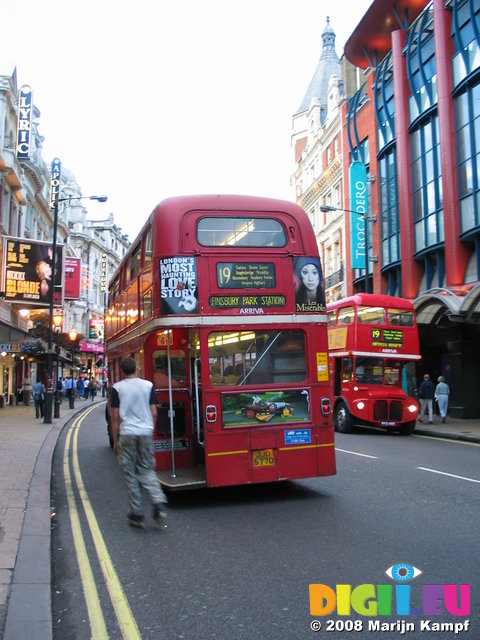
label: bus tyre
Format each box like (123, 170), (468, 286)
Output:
(399, 420), (416, 435)
(334, 402), (354, 434)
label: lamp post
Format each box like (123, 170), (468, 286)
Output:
(68, 328), (78, 409)
(43, 191), (108, 423)
(52, 310), (63, 418)
(319, 205), (376, 294)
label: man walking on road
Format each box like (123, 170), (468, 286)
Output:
(110, 357), (167, 529)
(418, 373), (435, 423)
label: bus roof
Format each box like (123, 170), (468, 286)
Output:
(327, 293), (415, 311)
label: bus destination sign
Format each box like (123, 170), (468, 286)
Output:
(216, 262), (276, 289)
(209, 294), (286, 312)
(371, 328), (404, 349)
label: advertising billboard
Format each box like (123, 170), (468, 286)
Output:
(89, 318), (104, 342)
(1, 237), (64, 306)
(65, 257), (81, 299)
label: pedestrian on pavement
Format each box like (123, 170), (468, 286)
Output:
(90, 376), (98, 401)
(56, 378), (64, 403)
(84, 377), (90, 400)
(76, 376), (85, 400)
(23, 374), (32, 406)
(418, 373), (435, 423)
(110, 356), (167, 529)
(31, 379), (46, 418)
(64, 376), (73, 399)
(435, 376), (450, 423)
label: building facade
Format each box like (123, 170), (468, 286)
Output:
(291, 19), (347, 303)
(0, 67), (129, 404)
(293, 1), (480, 417)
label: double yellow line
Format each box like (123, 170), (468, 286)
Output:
(63, 405), (141, 639)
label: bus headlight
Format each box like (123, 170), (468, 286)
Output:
(407, 404), (417, 414)
(357, 401), (365, 410)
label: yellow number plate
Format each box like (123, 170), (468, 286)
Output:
(252, 449), (275, 467)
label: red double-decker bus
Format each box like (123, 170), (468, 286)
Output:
(105, 195), (335, 489)
(327, 293), (420, 435)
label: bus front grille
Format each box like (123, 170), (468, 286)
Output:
(373, 400), (403, 422)
(389, 401), (403, 422)
(373, 400), (388, 420)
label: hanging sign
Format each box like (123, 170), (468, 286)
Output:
(349, 160), (368, 269)
(16, 86), (33, 159)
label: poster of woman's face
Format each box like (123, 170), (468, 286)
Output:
(293, 256), (326, 313)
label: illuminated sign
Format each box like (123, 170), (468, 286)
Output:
(100, 254), (107, 293)
(209, 295), (286, 309)
(49, 158), (61, 209)
(216, 262), (276, 289)
(1, 237), (63, 306)
(16, 86), (33, 159)
(371, 328), (404, 349)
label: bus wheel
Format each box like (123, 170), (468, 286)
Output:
(399, 420), (416, 435)
(334, 402), (353, 434)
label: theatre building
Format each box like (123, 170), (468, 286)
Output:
(334, 0), (479, 417)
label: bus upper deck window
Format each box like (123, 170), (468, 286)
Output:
(357, 306), (386, 325)
(327, 310), (337, 326)
(197, 217), (287, 247)
(388, 308), (414, 327)
(337, 307), (354, 325)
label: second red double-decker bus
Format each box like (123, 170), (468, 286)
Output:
(327, 293), (420, 435)
(105, 194), (336, 489)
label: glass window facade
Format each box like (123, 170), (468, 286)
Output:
(454, 83), (480, 235)
(411, 116), (444, 250)
(379, 149), (400, 266)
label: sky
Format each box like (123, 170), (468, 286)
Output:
(3, 0), (373, 241)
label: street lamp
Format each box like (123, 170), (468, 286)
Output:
(68, 328), (78, 409)
(52, 310), (63, 418)
(319, 205), (377, 294)
(43, 193), (108, 423)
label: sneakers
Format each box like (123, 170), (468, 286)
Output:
(153, 504), (167, 523)
(128, 513), (145, 529)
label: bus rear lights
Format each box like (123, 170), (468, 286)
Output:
(321, 398), (331, 415)
(407, 404), (418, 414)
(206, 405), (217, 422)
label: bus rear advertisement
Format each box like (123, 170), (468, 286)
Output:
(105, 195), (336, 489)
(327, 293), (421, 435)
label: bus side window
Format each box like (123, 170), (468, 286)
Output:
(341, 357), (353, 383)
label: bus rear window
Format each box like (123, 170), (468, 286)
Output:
(388, 308), (414, 326)
(197, 217), (286, 247)
(357, 306), (386, 325)
(208, 329), (306, 385)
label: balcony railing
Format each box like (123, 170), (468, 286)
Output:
(325, 266), (344, 290)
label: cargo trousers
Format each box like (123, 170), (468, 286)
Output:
(117, 434), (167, 516)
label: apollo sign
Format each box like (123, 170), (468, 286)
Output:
(49, 158), (62, 209)
(16, 86), (33, 159)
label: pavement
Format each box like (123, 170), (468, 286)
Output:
(0, 404), (479, 640)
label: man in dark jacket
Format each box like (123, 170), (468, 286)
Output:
(418, 374), (435, 423)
